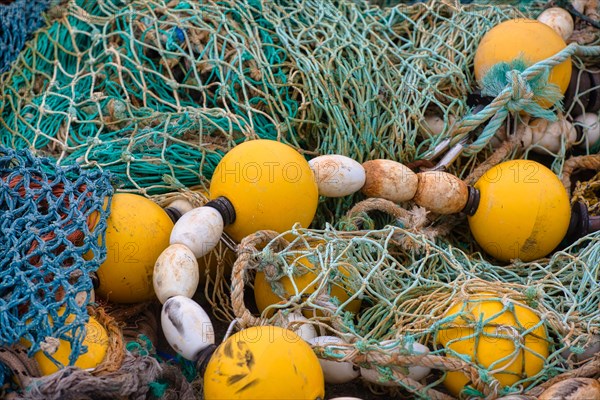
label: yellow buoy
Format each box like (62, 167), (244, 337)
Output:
(33, 315), (109, 376)
(96, 193), (174, 303)
(209, 140), (319, 242)
(436, 293), (548, 397)
(254, 254), (362, 318)
(468, 160), (570, 262)
(203, 326), (325, 400)
(474, 18), (571, 108)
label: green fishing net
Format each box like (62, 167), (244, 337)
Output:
(1, 0), (599, 398)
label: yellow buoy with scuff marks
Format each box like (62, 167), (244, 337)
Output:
(203, 326), (325, 400)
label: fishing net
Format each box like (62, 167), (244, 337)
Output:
(0, 0), (581, 193)
(0, 147), (113, 370)
(0, 0), (599, 398)
(0, 0), (54, 73)
(230, 223), (600, 399)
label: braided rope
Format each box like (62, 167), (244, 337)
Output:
(561, 154), (600, 195)
(451, 43), (600, 156)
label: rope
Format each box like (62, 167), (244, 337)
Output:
(231, 230), (288, 329)
(561, 154), (600, 195)
(0, 345), (41, 388)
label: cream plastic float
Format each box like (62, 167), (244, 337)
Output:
(537, 7), (574, 41)
(491, 117), (578, 153)
(161, 295), (215, 361)
(169, 206), (223, 258)
(575, 113), (600, 148)
(529, 118), (577, 154)
(329, 398), (365, 400)
(153, 244), (200, 304)
(360, 340), (431, 386)
(539, 378), (600, 400)
(413, 171), (469, 214)
(309, 155), (366, 197)
(421, 114), (456, 136)
(280, 312), (318, 342)
(361, 160), (418, 203)
(164, 198), (195, 221)
(308, 336), (360, 384)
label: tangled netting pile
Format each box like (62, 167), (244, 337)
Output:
(0, 0), (599, 398)
(0, 0), (54, 74)
(231, 223), (600, 399)
(0, 0), (563, 196)
(0, 147), (113, 364)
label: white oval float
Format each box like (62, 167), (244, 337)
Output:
(360, 340), (431, 386)
(309, 155), (366, 198)
(530, 118), (577, 154)
(280, 312), (318, 342)
(537, 7), (574, 41)
(153, 244), (200, 304)
(161, 296), (215, 361)
(308, 336), (359, 384)
(575, 113), (600, 149)
(170, 206), (223, 258)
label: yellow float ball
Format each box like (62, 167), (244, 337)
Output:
(254, 254), (362, 318)
(474, 18), (571, 108)
(436, 293), (548, 397)
(204, 326), (325, 400)
(210, 140), (319, 242)
(34, 315), (109, 375)
(96, 193), (174, 303)
(468, 160), (570, 262)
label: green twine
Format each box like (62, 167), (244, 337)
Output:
(480, 57), (563, 119)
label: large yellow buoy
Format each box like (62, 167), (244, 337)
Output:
(33, 315), (109, 376)
(203, 326), (325, 400)
(209, 140), (319, 242)
(96, 193), (174, 303)
(254, 254), (362, 318)
(468, 160), (570, 262)
(436, 293), (549, 397)
(474, 18), (571, 108)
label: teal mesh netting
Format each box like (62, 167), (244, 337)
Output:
(0, 146), (113, 363)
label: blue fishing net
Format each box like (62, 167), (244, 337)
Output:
(0, 0), (54, 73)
(0, 146), (113, 364)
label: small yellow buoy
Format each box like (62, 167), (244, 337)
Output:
(203, 326), (325, 400)
(253, 255), (362, 318)
(34, 315), (109, 376)
(96, 193), (174, 303)
(210, 140), (319, 242)
(468, 160), (571, 262)
(474, 18), (571, 108)
(436, 293), (549, 397)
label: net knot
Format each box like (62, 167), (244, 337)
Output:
(505, 69), (534, 113)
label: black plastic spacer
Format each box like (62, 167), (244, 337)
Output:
(461, 186), (480, 217)
(195, 344), (218, 377)
(164, 206), (183, 223)
(205, 196), (236, 226)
